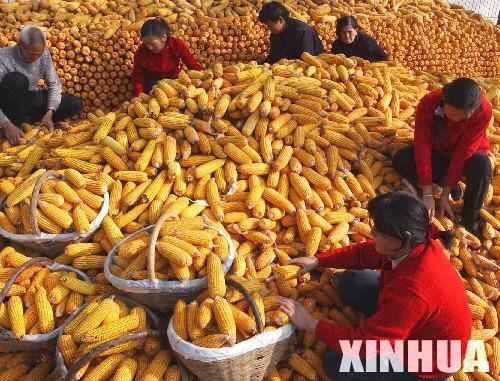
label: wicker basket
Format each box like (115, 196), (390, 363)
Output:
(0, 170), (109, 258)
(104, 211), (235, 312)
(0, 256), (92, 352)
(51, 294), (171, 381)
(167, 279), (295, 381)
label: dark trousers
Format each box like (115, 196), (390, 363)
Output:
(0, 72), (82, 126)
(323, 270), (448, 381)
(392, 145), (492, 229)
(144, 79), (159, 94)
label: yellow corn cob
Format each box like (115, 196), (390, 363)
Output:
(288, 353), (317, 380)
(134, 140), (156, 172)
(60, 276), (96, 296)
(110, 358), (137, 381)
(17, 145), (44, 178)
(35, 286), (54, 334)
(101, 147), (128, 171)
(207, 253), (226, 298)
(6, 169), (45, 207)
(192, 334), (228, 348)
(7, 296), (25, 338)
(173, 300), (188, 341)
(58, 334), (77, 366)
(213, 297), (236, 346)
(141, 350), (171, 381)
(82, 353), (125, 381)
(80, 314), (139, 343)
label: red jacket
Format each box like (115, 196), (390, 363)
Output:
(414, 89), (492, 186)
(132, 37), (202, 95)
(315, 239), (472, 379)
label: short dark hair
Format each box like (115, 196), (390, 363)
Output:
(336, 15), (359, 36)
(368, 191), (451, 249)
(259, 1), (290, 23)
(443, 77), (481, 111)
(140, 18), (171, 39)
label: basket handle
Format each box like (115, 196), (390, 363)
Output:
(29, 170), (64, 236)
(147, 210), (178, 281)
(226, 278), (264, 334)
(64, 329), (159, 381)
(0, 256), (53, 305)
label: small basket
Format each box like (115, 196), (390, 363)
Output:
(167, 279), (295, 381)
(0, 170), (109, 258)
(0, 256), (92, 352)
(51, 294), (189, 381)
(104, 211), (235, 312)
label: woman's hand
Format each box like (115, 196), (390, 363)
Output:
(2, 121), (24, 145)
(41, 110), (54, 132)
(421, 195), (435, 219)
(287, 257), (319, 277)
(278, 297), (318, 333)
(438, 191), (454, 220)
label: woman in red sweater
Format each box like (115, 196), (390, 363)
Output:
(279, 192), (472, 381)
(132, 18), (202, 95)
(392, 77), (492, 237)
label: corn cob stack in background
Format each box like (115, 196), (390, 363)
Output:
(0, 0), (497, 115)
(0, 246), (95, 338)
(57, 295), (184, 381)
(0, 351), (54, 381)
(0, 52), (495, 380)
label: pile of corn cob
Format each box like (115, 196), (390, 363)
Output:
(0, 246), (95, 338)
(0, 351), (54, 381)
(0, 167), (106, 235)
(109, 214), (231, 282)
(0, 53), (497, 380)
(0, 0), (498, 114)
(58, 295), (184, 381)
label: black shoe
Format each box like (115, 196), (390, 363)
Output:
(450, 184), (464, 202)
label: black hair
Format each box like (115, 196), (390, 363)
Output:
(368, 191), (452, 249)
(258, 1), (290, 23)
(432, 77), (480, 143)
(443, 77), (481, 110)
(140, 18), (171, 39)
(336, 15), (359, 37)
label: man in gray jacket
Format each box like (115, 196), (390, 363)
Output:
(0, 26), (82, 145)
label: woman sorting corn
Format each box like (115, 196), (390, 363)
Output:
(392, 77), (493, 238)
(132, 18), (202, 96)
(279, 192), (471, 381)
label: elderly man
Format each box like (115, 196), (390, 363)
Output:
(0, 26), (82, 145)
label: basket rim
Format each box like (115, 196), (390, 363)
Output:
(104, 223), (235, 292)
(167, 318), (295, 362)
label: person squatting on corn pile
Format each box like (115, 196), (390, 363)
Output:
(331, 15), (388, 63)
(132, 18), (202, 96)
(0, 26), (82, 145)
(258, 1), (324, 65)
(392, 78), (493, 238)
(279, 192), (472, 381)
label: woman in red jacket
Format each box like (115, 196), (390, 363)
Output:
(132, 18), (202, 95)
(392, 77), (492, 237)
(279, 192), (472, 381)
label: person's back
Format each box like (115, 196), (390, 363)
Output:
(385, 239), (471, 374)
(259, 2), (323, 64)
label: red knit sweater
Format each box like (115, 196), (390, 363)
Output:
(315, 239), (472, 379)
(132, 37), (202, 95)
(414, 89), (492, 187)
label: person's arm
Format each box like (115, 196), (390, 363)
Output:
(367, 37), (388, 62)
(266, 35), (278, 64)
(413, 95), (435, 188)
(176, 39), (202, 70)
(0, 65), (10, 126)
(132, 48), (146, 96)
(316, 241), (386, 270)
(331, 39), (342, 54)
(315, 284), (428, 357)
(444, 101), (492, 187)
(43, 50), (62, 112)
(299, 28), (316, 56)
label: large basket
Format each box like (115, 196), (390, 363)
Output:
(0, 256), (91, 352)
(167, 279), (295, 381)
(104, 211), (235, 312)
(0, 170), (109, 258)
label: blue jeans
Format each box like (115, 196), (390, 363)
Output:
(324, 270), (449, 381)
